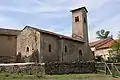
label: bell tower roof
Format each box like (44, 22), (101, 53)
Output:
(70, 7), (88, 13)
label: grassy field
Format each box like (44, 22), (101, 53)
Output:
(0, 73), (119, 80)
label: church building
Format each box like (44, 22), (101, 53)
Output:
(17, 7), (94, 62)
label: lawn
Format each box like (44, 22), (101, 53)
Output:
(0, 73), (119, 80)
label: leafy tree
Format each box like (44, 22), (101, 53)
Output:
(118, 31), (120, 38)
(96, 29), (110, 39)
(110, 32), (120, 62)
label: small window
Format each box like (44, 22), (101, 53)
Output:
(79, 50), (82, 56)
(65, 46), (67, 53)
(75, 16), (79, 22)
(26, 47), (29, 52)
(79, 49), (82, 61)
(49, 44), (51, 52)
(92, 51), (95, 56)
(84, 17), (86, 23)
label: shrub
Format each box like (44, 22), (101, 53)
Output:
(30, 49), (39, 63)
(1, 67), (5, 72)
(16, 52), (22, 63)
(4, 73), (10, 77)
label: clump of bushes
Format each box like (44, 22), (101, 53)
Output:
(30, 49), (39, 63)
(16, 52), (25, 63)
(5, 74), (10, 77)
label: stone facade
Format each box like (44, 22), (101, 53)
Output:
(17, 27), (40, 57)
(0, 63), (45, 75)
(72, 7), (88, 42)
(40, 33), (86, 62)
(17, 27), (94, 62)
(45, 62), (95, 74)
(17, 7), (94, 63)
(40, 33), (59, 62)
(0, 62), (95, 75)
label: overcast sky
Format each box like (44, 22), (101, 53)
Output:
(0, 0), (120, 41)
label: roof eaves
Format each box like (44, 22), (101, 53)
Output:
(70, 7), (88, 13)
(0, 28), (21, 36)
(25, 25), (85, 43)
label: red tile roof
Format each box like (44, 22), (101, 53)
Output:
(89, 38), (113, 47)
(89, 38), (114, 50)
(96, 40), (114, 50)
(89, 39), (105, 47)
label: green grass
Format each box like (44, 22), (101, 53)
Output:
(0, 73), (119, 80)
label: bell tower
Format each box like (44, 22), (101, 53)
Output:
(71, 7), (89, 42)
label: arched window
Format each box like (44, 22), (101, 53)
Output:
(92, 51), (95, 56)
(26, 47), (29, 52)
(75, 16), (79, 22)
(49, 44), (51, 52)
(79, 49), (82, 61)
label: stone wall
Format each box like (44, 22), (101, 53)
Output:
(17, 27), (40, 57)
(0, 62), (95, 75)
(40, 32), (94, 63)
(17, 26), (94, 63)
(0, 56), (15, 63)
(61, 39), (85, 62)
(72, 7), (88, 42)
(40, 33), (59, 62)
(45, 62), (95, 74)
(0, 63), (45, 75)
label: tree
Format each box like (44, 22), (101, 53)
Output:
(118, 31), (120, 38)
(96, 29), (110, 39)
(110, 32), (120, 62)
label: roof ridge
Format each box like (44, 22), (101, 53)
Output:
(0, 28), (21, 35)
(0, 28), (20, 31)
(96, 40), (114, 50)
(95, 38), (113, 48)
(24, 26), (85, 43)
(89, 38), (113, 47)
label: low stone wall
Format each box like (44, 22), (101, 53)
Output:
(45, 62), (96, 74)
(0, 56), (15, 63)
(0, 63), (45, 75)
(0, 62), (95, 75)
